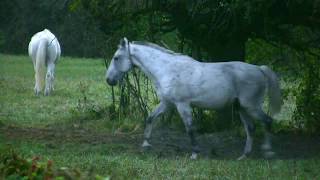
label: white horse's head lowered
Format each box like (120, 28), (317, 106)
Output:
(28, 29), (61, 96)
(106, 37), (133, 85)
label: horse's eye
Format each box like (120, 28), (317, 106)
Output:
(114, 57), (119, 61)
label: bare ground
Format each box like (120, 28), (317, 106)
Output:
(1, 125), (320, 160)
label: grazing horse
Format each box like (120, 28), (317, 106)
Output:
(28, 29), (61, 96)
(106, 38), (282, 160)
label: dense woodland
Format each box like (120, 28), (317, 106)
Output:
(1, 0), (320, 132)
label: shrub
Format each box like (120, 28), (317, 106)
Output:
(293, 55), (320, 133)
(0, 147), (109, 180)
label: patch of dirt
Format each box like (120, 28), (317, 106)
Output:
(1, 125), (320, 160)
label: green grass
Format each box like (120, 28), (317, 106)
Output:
(2, 136), (319, 179)
(0, 54), (320, 179)
(0, 54), (112, 129)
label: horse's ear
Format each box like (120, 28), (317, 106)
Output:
(120, 37), (129, 48)
(124, 37), (128, 43)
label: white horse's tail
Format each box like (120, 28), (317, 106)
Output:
(35, 39), (47, 92)
(260, 65), (282, 116)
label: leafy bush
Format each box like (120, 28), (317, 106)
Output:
(70, 81), (108, 121)
(0, 147), (109, 180)
(293, 55), (320, 133)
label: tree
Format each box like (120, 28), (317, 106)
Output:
(72, 0), (320, 131)
(0, 0), (107, 57)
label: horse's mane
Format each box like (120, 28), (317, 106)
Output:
(131, 41), (198, 62)
(132, 41), (181, 55)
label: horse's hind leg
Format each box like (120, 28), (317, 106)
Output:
(246, 108), (275, 158)
(34, 73), (41, 96)
(49, 63), (56, 91)
(176, 103), (199, 159)
(32, 61), (41, 96)
(45, 63), (55, 96)
(237, 109), (255, 160)
(142, 101), (168, 148)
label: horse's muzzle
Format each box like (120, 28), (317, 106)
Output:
(106, 78), (117, 86)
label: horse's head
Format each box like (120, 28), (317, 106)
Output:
(106, 37), (133, 86)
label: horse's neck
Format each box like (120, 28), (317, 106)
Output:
(131, 45), (173, 83)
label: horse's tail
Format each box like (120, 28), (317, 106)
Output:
(35, 39), (47, 91)
(260, 65), (282, 116)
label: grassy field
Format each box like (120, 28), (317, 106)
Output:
(1, 54), (320, 179)
(0, 54), (114, 129)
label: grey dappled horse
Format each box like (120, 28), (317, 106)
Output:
(28, 29), (61, 96)
(106, 38), (282, 160)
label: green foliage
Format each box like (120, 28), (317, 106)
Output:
(70, 81), (107, 121)
(1, 0), (320, 61)
(246, 38), (320, 133)
(293, 54), (320, 133)
(0, 147), (110, 179)
(0, 0), (106, 57)
(193, 109), (219, 133)
(0, 148), (54, 179)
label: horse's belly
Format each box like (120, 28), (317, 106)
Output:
(191, 92), (234, 109)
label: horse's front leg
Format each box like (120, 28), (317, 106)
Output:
(176, 102), (200, 159)
(142, 102), (168, 148)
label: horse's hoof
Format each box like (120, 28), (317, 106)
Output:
(44, 90), (50, 96)
(263, 151), (275, 159)
(34, 88), (40, 96)
(190, 152), (198, 160)
(141, 140), (152, 151)
(261, 143), (272, 151)
(237, 154), (247, 160)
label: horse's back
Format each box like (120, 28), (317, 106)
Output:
(170, 61), (266, 108)
(215, 61), (267, 107)
(28, 29), (61, 63)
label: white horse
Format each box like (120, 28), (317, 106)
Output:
(106, 38), (282, 160)
(28, 29), (61, 96)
